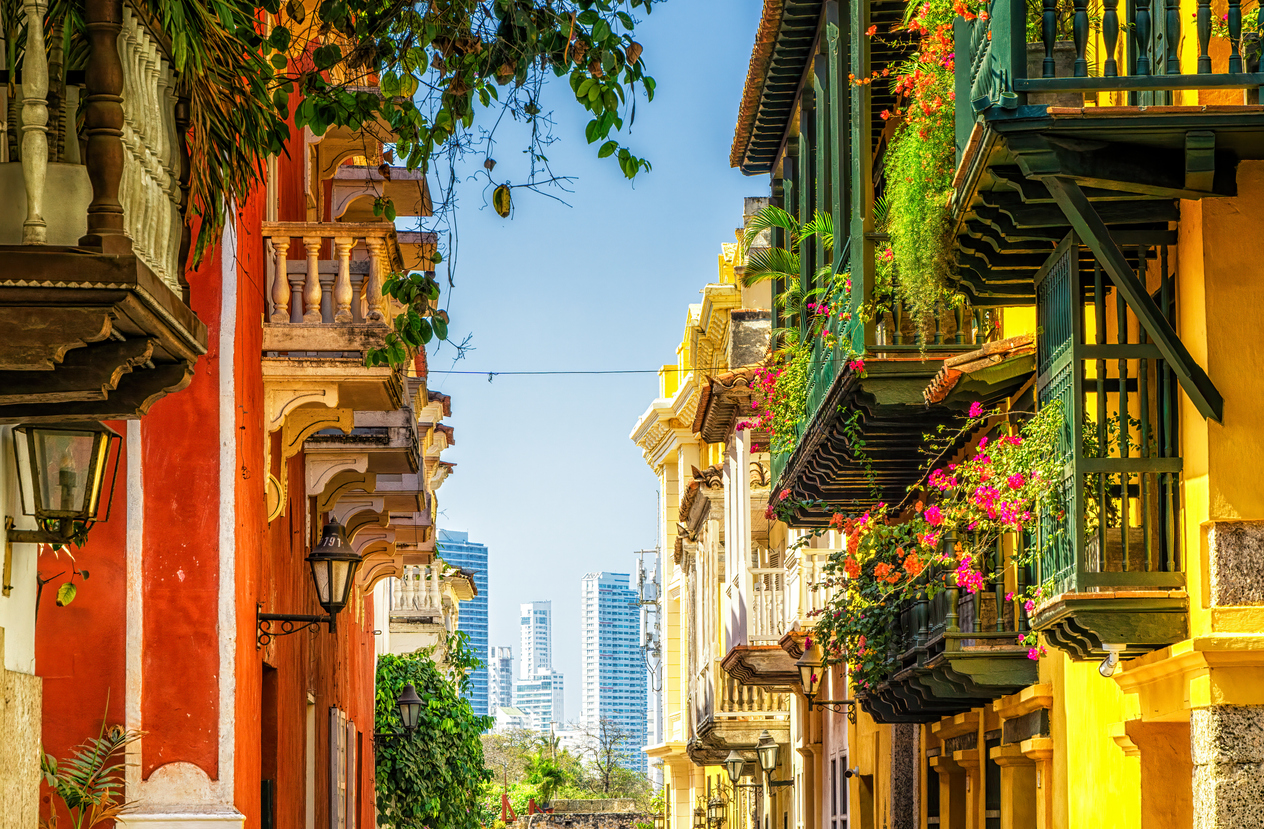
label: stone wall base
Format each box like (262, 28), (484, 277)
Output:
(1192, 705), (1264, 829)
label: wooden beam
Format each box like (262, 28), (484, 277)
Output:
(1044, 178), (1224, 423)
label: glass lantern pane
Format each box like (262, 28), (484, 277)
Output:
(312, 560), (332, 605)
(85, 434), (112, 518)
(33, 429), (95, 515)
(330, 560), (351, 608)
(14, 429), (34, 516)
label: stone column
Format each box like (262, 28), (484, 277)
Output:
(953, 747), (982, 829)
(1191, 705), (1264, 829)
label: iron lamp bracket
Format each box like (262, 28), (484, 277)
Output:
(808, 698), (858, 724)
(256, 604), (332, 648)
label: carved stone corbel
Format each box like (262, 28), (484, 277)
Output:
(314, 470), (377, 515)
(306, 454), (369, 500)
(265, 407), (355, 522)
(264, 384), (340, 434)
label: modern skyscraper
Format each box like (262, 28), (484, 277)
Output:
(436, 529), (489, 716)
(519, 600), (552, 679)
(488, 646), (515, 712)
(581, 572), (649, 773)
(515, 601), (563, 732)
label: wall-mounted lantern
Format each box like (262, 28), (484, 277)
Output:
(256, 518), (363, 647)
(374, 683), (424, 745)
(7, 422), (121, 544)
(4, 423), (121, 597)
(794, 640), (857, 723)
(755, 730), (794, 789)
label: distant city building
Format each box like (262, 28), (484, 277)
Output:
(515, 670), (565, 732)
(494, 706), (532, 733)
(436, 529), (490, 716)
(581, 572), (649, 773)
(488, 646), (515, 711)
(515, 600), (564, 733)
(519, 600), (552, 679)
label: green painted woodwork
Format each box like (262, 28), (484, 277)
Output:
(955, 0), (1264, 152)
(1032, 232), (1188, 658)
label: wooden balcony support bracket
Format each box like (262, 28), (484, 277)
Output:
(1038, 176), (1224, 422)
(330, 496), (386, 532)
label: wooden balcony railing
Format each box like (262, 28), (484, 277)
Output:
(4, 0), (186, 293)
(957, 0), (1264, 147)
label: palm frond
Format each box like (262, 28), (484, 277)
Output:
(742, 205), (800, 254)
(873, 194), (891, 230)
(799, 210), (834, 254)
(743, 246), (801, 287)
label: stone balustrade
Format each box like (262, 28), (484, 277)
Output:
(263, 222), (411, 326)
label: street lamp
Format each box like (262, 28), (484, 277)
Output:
(652, 813), (666, 829)
(692, 807), (705, 829)
(794, 640), (857, 723)
(374, 684), (425, 744)
(755, 730), (794, 789)
(7, 422), (121, 544)
(256, 518), (363, 646)
(707, 797), (725, 827)
(725, 750), (746, 785)
(397, 683), (423, 731)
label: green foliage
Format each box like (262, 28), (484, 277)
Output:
(808, 402), (1066, 691)
(524, 752), (565, 804)
(375, 633), (493, 829)
(40, 719), (142, 829)
(365, 267), (447, 367)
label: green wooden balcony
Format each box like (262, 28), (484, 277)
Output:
(859, 539), (1039, 724)
(1029, 235), (1188, 660)
(955, 0), (1264, 155)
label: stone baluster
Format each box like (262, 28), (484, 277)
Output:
(270, 237), (292, 322)
(364, 235), (386, 321)
(303, 237), (322, 322)
(80, 0), (130, 253)
(21, 0), (49, 244)
(334, 237), (355, 322)
(392, 574), (403, 610)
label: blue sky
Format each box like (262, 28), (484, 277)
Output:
(425, 0), (765, 721)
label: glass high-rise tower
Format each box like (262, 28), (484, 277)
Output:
(436, 529), (489, 716)
(515, 601), (564, 731)
(581, 572), (648, 773)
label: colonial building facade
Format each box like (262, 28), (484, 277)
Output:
(661, 0), (1264, 828)
(0, 4), (455, 829)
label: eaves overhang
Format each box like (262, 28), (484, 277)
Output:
(731, 0), (824, 175)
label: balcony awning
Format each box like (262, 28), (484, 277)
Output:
(730, 0), (822, 174)
(691, 366), (760, 444)
(922, 335), (1036, 407)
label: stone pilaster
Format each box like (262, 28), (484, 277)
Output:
(890, 723), (918, 829)
(1191, 705), (1264, 829)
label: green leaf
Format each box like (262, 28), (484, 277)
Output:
(592, 19), (610, 41)
(433, 316), (448, 340)
(268, 25), (291, 51)
(270, 53), (288, 70)
(598, 140), (618, 158)
(56, 582), (76, 607)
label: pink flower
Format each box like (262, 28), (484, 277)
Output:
(978, 436), (988, 449)
(1024, 599), (1036, 614)
(1005, 591), (1014, 601)
(1007, 473), (1025, 490)
(924, 505), (943, 526)
(968, 401), (984, 418)
(848, 358), (866, 373)
(1027, 647), (1040, 660)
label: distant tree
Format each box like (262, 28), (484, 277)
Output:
(583, 717), (632, 794)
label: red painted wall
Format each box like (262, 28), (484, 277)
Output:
(39, 111), (379, 829)
(138, 235), (223, 778)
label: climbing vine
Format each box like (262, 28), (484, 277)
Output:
(375, 631), (493, 829)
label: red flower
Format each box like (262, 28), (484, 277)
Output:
(866, 24), (877, 36)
